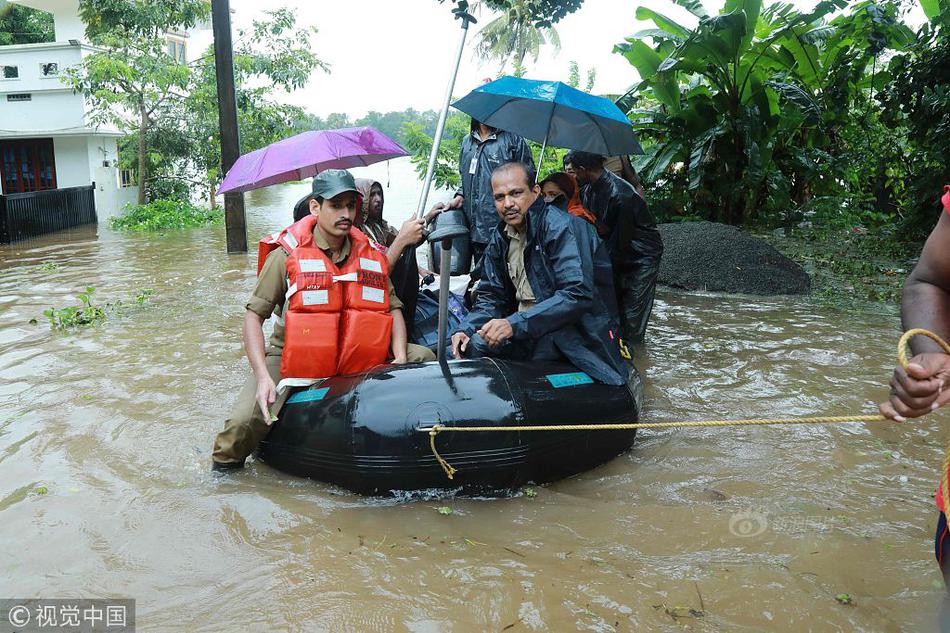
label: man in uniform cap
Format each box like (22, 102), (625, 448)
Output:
(212, 169), (434, 471)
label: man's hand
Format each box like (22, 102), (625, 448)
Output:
(255, 374), (277, 424)
(394, 218), (425, 248)
(430, 195), (464, 214)
(478, 318), (513, 348)
(392, 353), (408, 365)
(879, 353), (950, 421)
(451, 332), (470, 359)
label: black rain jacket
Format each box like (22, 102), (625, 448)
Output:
(456, 128), (535, 246)
(454, 197), (628, 385)
(580, 169), (663, 271)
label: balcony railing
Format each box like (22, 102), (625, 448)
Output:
(0, 184), (97, 244)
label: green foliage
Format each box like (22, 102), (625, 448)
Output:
(295, 109), (439, 148)
(79, 0), (207, 39)
(165, 7), (325, 202)
(439, 0), (584, 27)
(474, 0), (562, 74)
(70, 2), (323, 205)
(134, 288), (154, 305)
(42, 286), (157, 330)
(616, 0), (921, 229)
(401, 111), (472, 190)
(0, 2), (53, 45)
(878, 27), (950, 237)
(109, 199), (222, 232)
(44, 287), (106, 330)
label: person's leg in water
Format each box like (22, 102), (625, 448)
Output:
(936, 512), (950, 630)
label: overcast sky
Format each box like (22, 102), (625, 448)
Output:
(225, 0), (925, 119)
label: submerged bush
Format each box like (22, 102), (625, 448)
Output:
(110, 199), (222, 232)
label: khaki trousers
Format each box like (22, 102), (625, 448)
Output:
(212, 344), (435, 465)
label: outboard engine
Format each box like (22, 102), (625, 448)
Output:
(428, 209), (471, 275)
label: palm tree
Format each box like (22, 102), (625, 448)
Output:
(473, 0), (561, 76)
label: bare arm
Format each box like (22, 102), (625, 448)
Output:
(386, 218), (426, 268)
(242, 309), (276, 421)
(390, 307), (408, 363)
(903, 212), (950, 353)
(880, 211), (950, 419)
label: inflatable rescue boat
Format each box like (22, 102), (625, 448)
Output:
(257, 357), (642, 495)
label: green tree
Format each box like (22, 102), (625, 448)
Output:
(441, 0), (584, 27)
(127, 8), (324, 205)
(474, 0), (562, 75)
(0, 2), (53, 45)
(615, 0), (913, 226)
(879, 21), (950, 236)
(67, 0), (209, 204)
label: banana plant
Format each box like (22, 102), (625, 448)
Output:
(614, 0), (911, 226)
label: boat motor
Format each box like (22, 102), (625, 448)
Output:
(428, 209), (471, 275)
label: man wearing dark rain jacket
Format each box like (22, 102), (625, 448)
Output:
(449, 161), (628, 386)
(571, 151), (663, 344)
(431, 120), (535, 276)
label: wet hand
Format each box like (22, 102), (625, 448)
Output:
(256, 375), (277, 425)
(879, 353), (950, 421)
(451, 332), (470, 359)
(478, 319), (513, 348)
(396, 218), (425, 246)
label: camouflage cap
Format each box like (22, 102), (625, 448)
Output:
(312, 169), (359, 200)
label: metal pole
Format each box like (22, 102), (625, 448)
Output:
(415, 11), (476, 220)
(436, 237), (453, 363)
(537, 132), (548, 180)
(211, 0), (247, 253)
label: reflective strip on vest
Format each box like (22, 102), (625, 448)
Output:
(359, 257), (383, 273)
(301, 290), (329, 305)
(362, 286), (385, 303)
(298, 258), (327, 273)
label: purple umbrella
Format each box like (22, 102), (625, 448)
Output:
(216, 126), (408, 195)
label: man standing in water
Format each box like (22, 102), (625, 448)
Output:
(431, 119), (535, 277)
(572, 151), (663, 344)
(212, 170), (434, 471)
(879, 187), (950, 616)
(450, 161), (629, 386)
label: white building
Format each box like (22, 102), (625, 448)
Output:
(0, 0), (212, 224)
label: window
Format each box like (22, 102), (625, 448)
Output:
(0, 139), (57, 195)
(119, 168), (136, 188)
(165, 38), (186, 64)
(6, 94), (31, 102)
(1, 65), (18, 79)
(40, 62), (59, 76)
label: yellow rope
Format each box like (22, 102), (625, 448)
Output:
(422, 328), (950, 485)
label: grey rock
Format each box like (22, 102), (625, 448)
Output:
(657, 221), (810, 295)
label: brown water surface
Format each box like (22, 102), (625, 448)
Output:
(0, 181), (945, 632)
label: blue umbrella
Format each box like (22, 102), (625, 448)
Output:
(451, 76), (643, 162)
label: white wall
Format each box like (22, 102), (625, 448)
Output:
(0, 91), (88, 134)
(51, 11), (85, 41)
(85, 135), (130, 221)
(51, 135), (89, 188)
(0, 43), (80, 92)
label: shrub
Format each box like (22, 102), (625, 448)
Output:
(110, 199), (222, 232)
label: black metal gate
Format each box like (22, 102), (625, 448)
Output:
(0, 184), (97, 244)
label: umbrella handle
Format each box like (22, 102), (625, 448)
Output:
(414, 11), (476, 220)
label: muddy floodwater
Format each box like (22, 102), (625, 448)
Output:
(1, 165), (947, 631)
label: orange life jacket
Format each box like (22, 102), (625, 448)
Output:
(260, 215), (392, 380)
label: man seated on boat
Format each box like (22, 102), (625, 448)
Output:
(211, 170), (435, 471)
(449, 161), (629, 386)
